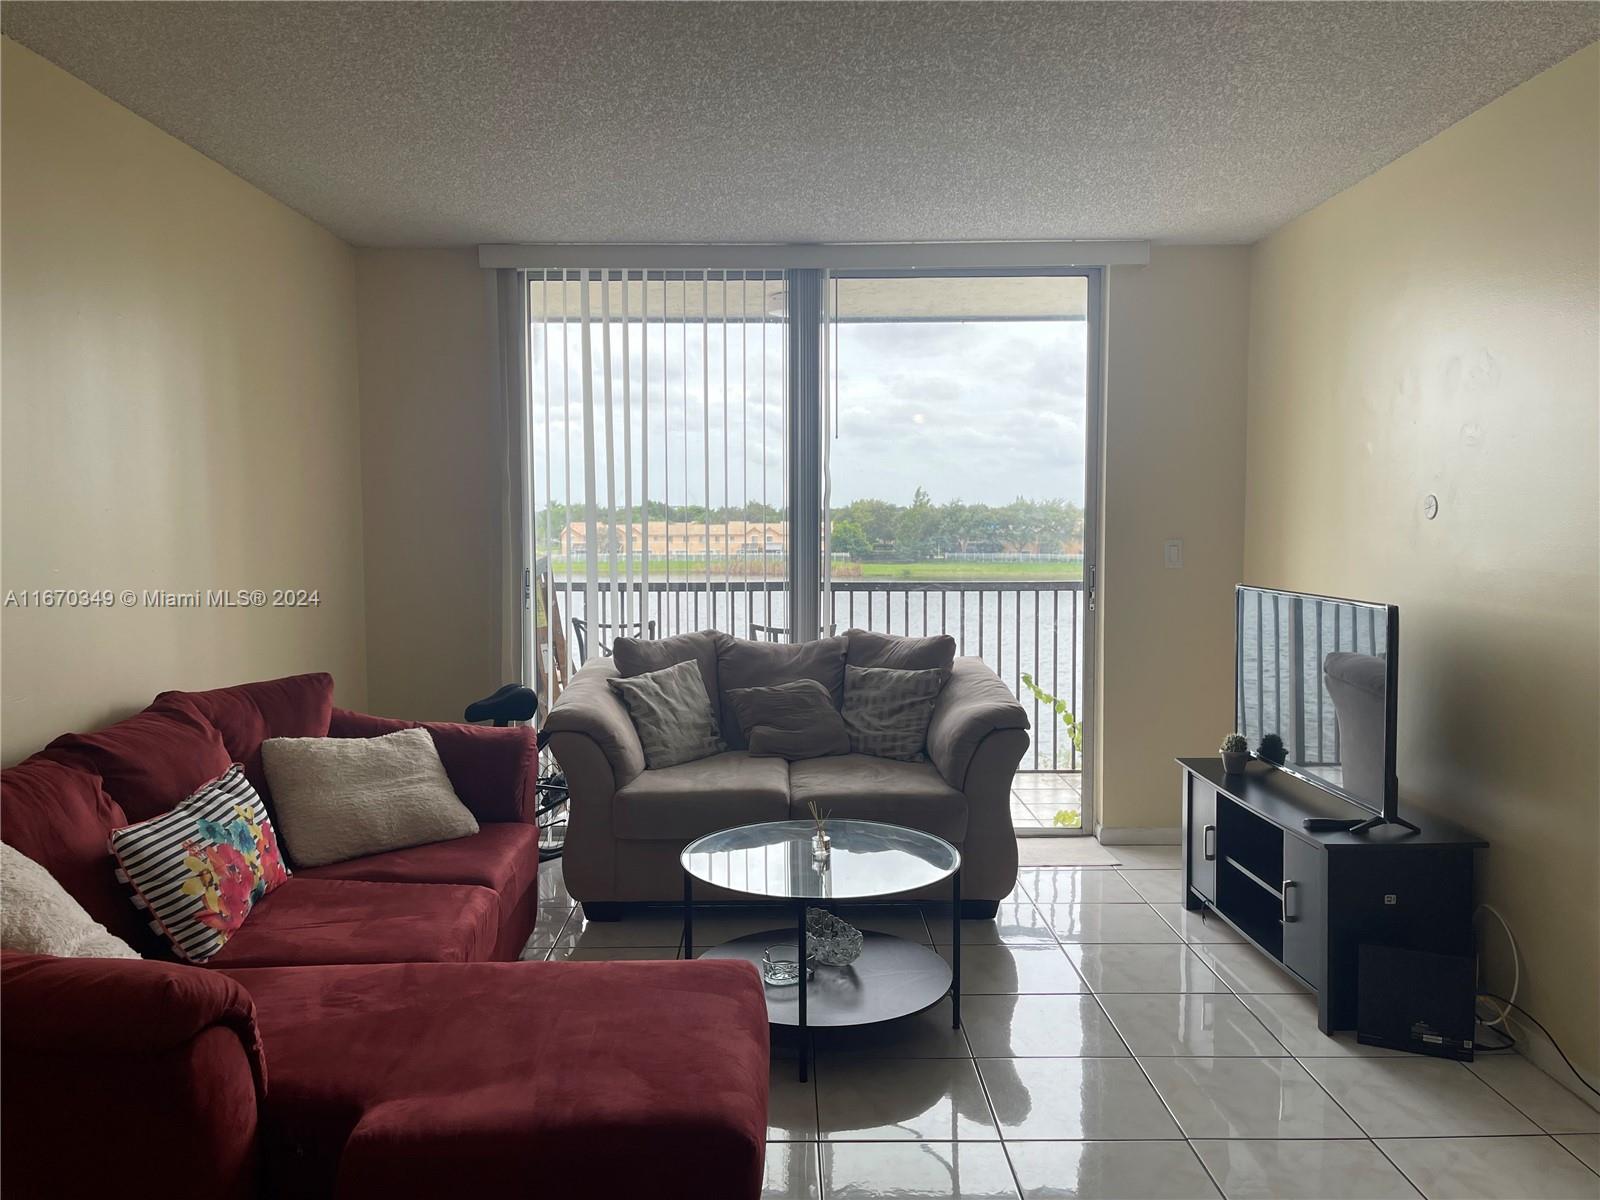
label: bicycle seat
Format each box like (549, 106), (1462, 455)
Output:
(464, 684), (537, 725)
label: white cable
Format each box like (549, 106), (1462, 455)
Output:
(1474, 903), (1520, 1029)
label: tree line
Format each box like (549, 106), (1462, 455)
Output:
(536, 490), (1084, 562)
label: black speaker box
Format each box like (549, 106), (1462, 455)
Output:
(1357, 943), (1476, 1060)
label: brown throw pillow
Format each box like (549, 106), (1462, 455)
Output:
(845, 629), (957, 672)
(714, 634), (848, 750)
(726, 680), (850, 761)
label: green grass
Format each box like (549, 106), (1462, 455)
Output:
(541, 556), (1081, 581)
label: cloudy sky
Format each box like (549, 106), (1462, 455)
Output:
(530, 316), (1087, 515)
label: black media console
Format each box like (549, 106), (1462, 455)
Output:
(1178, 757), (1486, 1034)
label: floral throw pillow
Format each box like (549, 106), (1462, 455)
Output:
(109, 765), (290, 962)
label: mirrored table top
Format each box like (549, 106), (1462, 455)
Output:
(681, 819), (960, 900)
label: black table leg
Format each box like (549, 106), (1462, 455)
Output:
(797, 897), (809, 1082)
(682, 871), (693, 960)
(951, 868), (962, 1029)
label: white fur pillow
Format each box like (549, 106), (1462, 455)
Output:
(261, 728), (480, 868)
(1, 841), (140, 959)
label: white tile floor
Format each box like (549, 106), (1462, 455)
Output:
(528, 858), (1600, 1199)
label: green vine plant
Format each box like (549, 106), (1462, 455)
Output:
(1019, 672), (1084, 828)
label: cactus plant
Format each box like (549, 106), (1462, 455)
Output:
(1257, 732), (1288, 766)
(1220, 732), (1250, 774)
(1219, 733), (1249, 755)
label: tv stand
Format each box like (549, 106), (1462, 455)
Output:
(1179, 758), (1485, 1033)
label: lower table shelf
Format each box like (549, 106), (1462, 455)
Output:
(699, 929), (953, 1028)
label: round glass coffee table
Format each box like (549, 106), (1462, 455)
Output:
(681, 819), (962, 1081)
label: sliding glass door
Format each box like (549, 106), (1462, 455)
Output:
(820, 271), (1098, 831)
(525, 265), (1099, 831)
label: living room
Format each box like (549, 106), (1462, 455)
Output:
(1, 5), (1596, 1199)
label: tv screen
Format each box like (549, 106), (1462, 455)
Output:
(1235, 586), (1398, 817)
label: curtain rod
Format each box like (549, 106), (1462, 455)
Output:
(477, 240), (1149, 270)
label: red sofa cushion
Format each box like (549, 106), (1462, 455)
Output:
(296, 823), (544, 960)
(222, 959), (770, 1200)
(157, 673), (335, 800)
(204, 878), (499, 968)
(43, 698), (232, 822)
(0, 755), (152, 950)
(328, 707), (539, 824)
(3, 952), (264, 1200)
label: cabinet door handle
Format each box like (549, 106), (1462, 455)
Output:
(1202, 825), (1217, 862)
(1282, 879), (1299, 923)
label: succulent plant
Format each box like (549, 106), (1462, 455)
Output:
(1257, 732), (1288, 765)
(1219, 733), (1249, 755)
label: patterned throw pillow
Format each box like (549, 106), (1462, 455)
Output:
(840, 664), (950, 762)
(607, 658), (727, 769)
(109, 765), (291, 962)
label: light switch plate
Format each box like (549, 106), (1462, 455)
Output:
(1164, 539), (1184, 569)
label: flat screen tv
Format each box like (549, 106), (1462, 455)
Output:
(1236, 586), (1412, 833)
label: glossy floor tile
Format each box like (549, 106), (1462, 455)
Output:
(933, 900), (1059, 947)
(1064, 943), (1229, 994)
(1187, 942), (1310, 994)
(814, 1005), (971, 1059)
(1303, 1058), (1541, 1138)
(1018, 869), (1147, 905)
(769, 1059), (821, 1140)
(959, 994), (1129, 1058)
(1377, 1135), (1600, 1200)
(1466, 1053), (1600, 1134)
(764, 1142), (822, 1199)
(1236, 992), (1405, 1058)
(978, 1057), (1181, 1140)
(1189, 1139), (1421, 1200)
(941, 944), (1088, 994)
(1148, 903), (1245, 944)
(1096, 993), (1286, 1057)
(1105, 844), (1183, 870)
(1007, 1140), (1221, 1199)
(1117, 869), (1186, 903)
(820, 1142), (1020, 1199)
(1041, 903), (1183, 944)
(816, 1057), (999, 1141)
(1139, 1056), (1364, 1139)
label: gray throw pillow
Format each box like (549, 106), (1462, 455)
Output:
(845, 628), (957, 672)
(840, 664), (950, 761)
(612, 629), (724, 736)
(607, 658), (727, 769)
(727, 679), (850, 761)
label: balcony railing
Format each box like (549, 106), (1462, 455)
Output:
(550, 578), (1086, 772)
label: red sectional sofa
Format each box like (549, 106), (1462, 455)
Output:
(0, 674), (769, 1200)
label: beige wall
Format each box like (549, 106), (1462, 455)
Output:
(354, 249), (502, 721)
(1245, 45), (1599, 1075)
(1095, 246), (1252, 838)
(1, 39), (367, 762)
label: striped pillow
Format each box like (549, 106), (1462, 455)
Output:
(109, 765), (291, 962)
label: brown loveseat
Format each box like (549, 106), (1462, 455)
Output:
(544, 630), (1030, 917)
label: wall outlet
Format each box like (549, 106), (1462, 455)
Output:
(1163, 539), (1184, 569)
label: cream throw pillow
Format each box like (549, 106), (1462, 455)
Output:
(1, 841), (140, 959)
(261, 728), (479, 868)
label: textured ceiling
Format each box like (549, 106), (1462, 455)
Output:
(3, 2), (1596, 247)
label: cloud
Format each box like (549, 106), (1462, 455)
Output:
(532, 318), (1087, 510)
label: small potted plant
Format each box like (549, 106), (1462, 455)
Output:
(1219, 733), (1249, 775)
(1257, 732), (1288, 767)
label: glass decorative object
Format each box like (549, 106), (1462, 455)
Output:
(761, 944), (811, 987)
(805, 907), (864, 967)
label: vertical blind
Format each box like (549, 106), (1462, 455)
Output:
(528, 269), (793, 700)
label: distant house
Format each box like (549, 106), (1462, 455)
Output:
(559, 520), (786, 558)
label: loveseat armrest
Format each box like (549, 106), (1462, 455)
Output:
(927, 658), (1031, 791)
(2, 952), (265, 1198)
(329, 708), (539, 824)
(543, 660), (647, 794)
